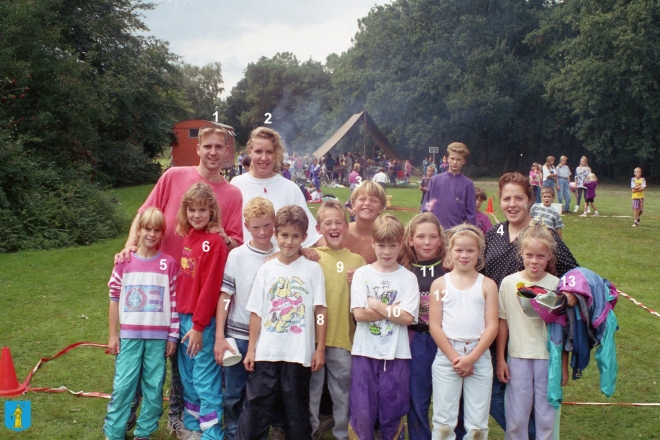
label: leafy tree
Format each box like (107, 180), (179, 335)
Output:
(222, 53), (332, 152)
(0, 0), (188, 251)
(178, 62), (224, 120)
(533, 0), (660, 176)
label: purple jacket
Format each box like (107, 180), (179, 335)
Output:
(584, 180), (598, 199)
(423, 171), (476, 229)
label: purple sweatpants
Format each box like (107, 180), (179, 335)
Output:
(349, 356), (410, 440)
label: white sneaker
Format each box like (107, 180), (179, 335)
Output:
(587, 207), (591, 213)
(574, 205), (579, 213)
(592, 211), (599, 217)
(579, 213), (587, 217)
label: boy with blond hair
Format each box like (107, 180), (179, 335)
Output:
(423, 142), (476, 229)
(530, 186), (565, 238)
(349, 214), (420, 440)
(309, 200), (367, 440)
(631, 167), (647, 227)
(214, 197), (277, 440)
(236, 205), (327, 440)
(345, 181), (387, 264)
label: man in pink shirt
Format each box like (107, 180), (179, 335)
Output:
(115, 124), (243, 439)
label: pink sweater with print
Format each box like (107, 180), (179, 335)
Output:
(109, 252), (180, 342)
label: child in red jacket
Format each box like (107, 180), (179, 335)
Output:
(176, 182), (228, 439)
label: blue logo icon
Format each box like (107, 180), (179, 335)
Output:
(4, 401), (31, 432)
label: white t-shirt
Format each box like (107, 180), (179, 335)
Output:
(350, 265), (420, 360)
(372, 172), (388, 184)
(498, 272), (559, 359)
(222, 242), (277, 340)
(542, 165), (556, 182)
(246, 257), (326, 367)
(230, 173), (323, 248)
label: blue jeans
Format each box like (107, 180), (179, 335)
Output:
(558, 178), (570, 212)
(223, 338), (249, 440)
(532, 186), (541, 204)
(407, 332), (436, 440)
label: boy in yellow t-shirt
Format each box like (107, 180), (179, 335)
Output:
(631, 167), (647, 227)
(309, 199), (366, 440)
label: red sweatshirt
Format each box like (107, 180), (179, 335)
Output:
(176, 229), (228, 332)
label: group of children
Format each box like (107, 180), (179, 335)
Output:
(530, 159), (647, 229)
(103, 168), (583, 440)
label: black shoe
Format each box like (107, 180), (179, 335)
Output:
(126, 412), (137, 432)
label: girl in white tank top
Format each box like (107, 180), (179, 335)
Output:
(428, 224), (499, 440)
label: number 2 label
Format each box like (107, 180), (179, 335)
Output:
(264, 113), (272, 124)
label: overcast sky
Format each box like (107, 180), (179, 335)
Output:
(140, 0), (389, 96)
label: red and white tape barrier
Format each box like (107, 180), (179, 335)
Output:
(617, 290), (660, 319)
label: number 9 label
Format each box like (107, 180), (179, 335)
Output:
(336, 262), (344, 273)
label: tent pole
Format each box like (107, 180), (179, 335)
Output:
(363, 114), (366, 158)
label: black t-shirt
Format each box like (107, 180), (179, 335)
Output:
(482, 221), (579, 288)
(408, 258), (446, 332)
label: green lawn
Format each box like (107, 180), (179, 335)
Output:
(1, 180), (659, 439)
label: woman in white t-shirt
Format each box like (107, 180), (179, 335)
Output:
(230, 127), (324, 248)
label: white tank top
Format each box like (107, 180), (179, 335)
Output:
(441, 273), (486, 341)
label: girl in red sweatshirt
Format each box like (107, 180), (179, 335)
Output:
(175, 182), (228, 439)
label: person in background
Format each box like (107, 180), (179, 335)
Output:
(556, 156), (572, 213)
(475, 187), (493, 235)
(530, 186), (565, 238)
(529, 163), (542, 204)
(631, 167), (646, 227)
(349, 163), (362, 192)
(282, 162), (292, 181)
(357, 154), (367, 179)
(542, 156), (557, 190)
(326, 153), (336, 181)
(579, 173), (599, 218)
(423, 142), (476, 230)
(419, 166), (434, 209)
(573, 156), (591, 213)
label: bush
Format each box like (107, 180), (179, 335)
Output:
(0, 135), (126, 252)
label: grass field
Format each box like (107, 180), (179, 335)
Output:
(1, 179), (659, 439)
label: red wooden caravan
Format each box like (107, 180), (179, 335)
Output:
(171, 120), (235, 169)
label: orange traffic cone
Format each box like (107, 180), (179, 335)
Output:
(0, 347), (26, 396)
(486, 197), (494, 214)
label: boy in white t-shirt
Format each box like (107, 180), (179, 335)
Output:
(349, 214), (420, 440)
(236, 205), (327, 440)
(214, 197), (277, 440)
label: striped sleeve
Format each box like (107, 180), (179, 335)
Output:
(168, 266), (180, 342)
(221, 251), (237, 296)
(108, 265), (123, 301)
